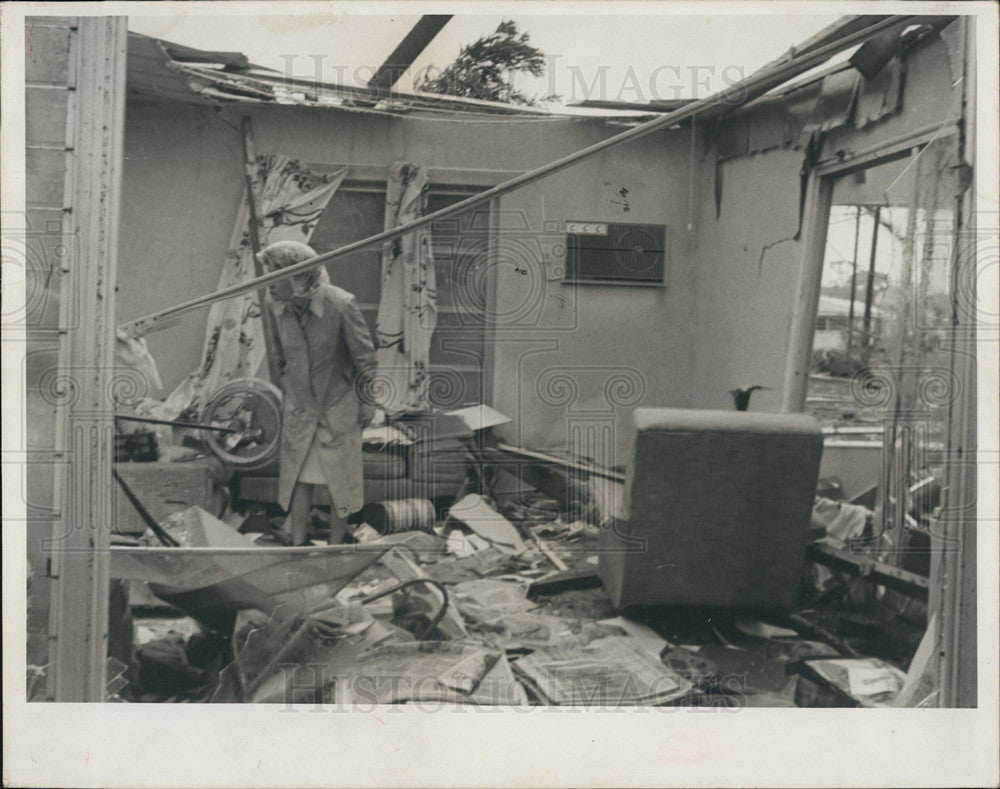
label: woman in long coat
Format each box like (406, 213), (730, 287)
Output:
(258, 241), (378, 545)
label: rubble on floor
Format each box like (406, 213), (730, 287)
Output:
(107, 454), (937, 708)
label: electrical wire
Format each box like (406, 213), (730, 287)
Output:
(360, 578), (451, 640)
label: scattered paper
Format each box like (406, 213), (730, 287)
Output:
(443, 528), (493, 557)
(478, 612), (621, 652)
(448, 494), (528, 554)
(893, 613), (940, 708)
(734, 616), (799, 639)
(512, 636), (691, 706)
(804, 658), (906, 700)
(339, 643), (526, 705)
(436, 649), (501, 694)
(452, 578), (535, 625)
(445, 404), (512, 432)
(598, 616), (670, 660)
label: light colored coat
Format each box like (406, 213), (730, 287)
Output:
(271, 282), (377, 515)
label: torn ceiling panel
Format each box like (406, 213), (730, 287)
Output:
(127, 33), (217, 105)
(799, 68), (861, 139)
(703, 16), (957, 163)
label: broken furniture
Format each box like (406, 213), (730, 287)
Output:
(113, 458), (228, 535)
(806, 543), (930, 602)
(599, 408), (824, 608)
(235, 409), (475, 507)
(110, 506), (390, 630)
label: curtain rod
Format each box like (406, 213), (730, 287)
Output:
(121, 14), (917, 338)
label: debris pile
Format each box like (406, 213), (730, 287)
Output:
(102, 426), (940, 708)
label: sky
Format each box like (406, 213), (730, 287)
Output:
(127, 11), (843, 104)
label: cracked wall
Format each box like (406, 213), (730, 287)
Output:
(687, 31), (961, 413)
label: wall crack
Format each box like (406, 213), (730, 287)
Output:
(758, 235), (797, 277)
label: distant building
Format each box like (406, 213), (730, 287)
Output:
(814, 294), (883, 352)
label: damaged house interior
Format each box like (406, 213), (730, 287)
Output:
(20, 11), (982, 711)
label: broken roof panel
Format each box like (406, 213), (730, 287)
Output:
(126, 31), (666, 121)
(127, 33), (217, 105)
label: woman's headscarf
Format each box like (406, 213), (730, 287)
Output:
(257, 240), (329, 305)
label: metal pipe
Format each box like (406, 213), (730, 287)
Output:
(120, 14), (918, 338)
(846, 206), (861, 353)
(113, 413), (240, 433)
(110, 544), (392, 556)
(862, 205), (881, 355)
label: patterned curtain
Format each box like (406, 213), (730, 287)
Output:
(159, 155), (345, 420)
(374, 162), (437, 413)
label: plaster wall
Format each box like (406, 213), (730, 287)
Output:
(117, 31), (960, 463)
(688, 33), (962, 415)
(120, 101), (697, 462)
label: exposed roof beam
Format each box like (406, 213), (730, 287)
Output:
(368, 15), (452, 92)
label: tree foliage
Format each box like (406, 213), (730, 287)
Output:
(417, 20), (550, 105)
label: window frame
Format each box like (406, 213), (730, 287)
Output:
(561, 220), (669, 287)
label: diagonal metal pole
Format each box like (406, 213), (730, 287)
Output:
(119, 15), (919, 339)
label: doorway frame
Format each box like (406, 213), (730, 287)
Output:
(782, 117), (977, 708)
(781, 119), (962, 414)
